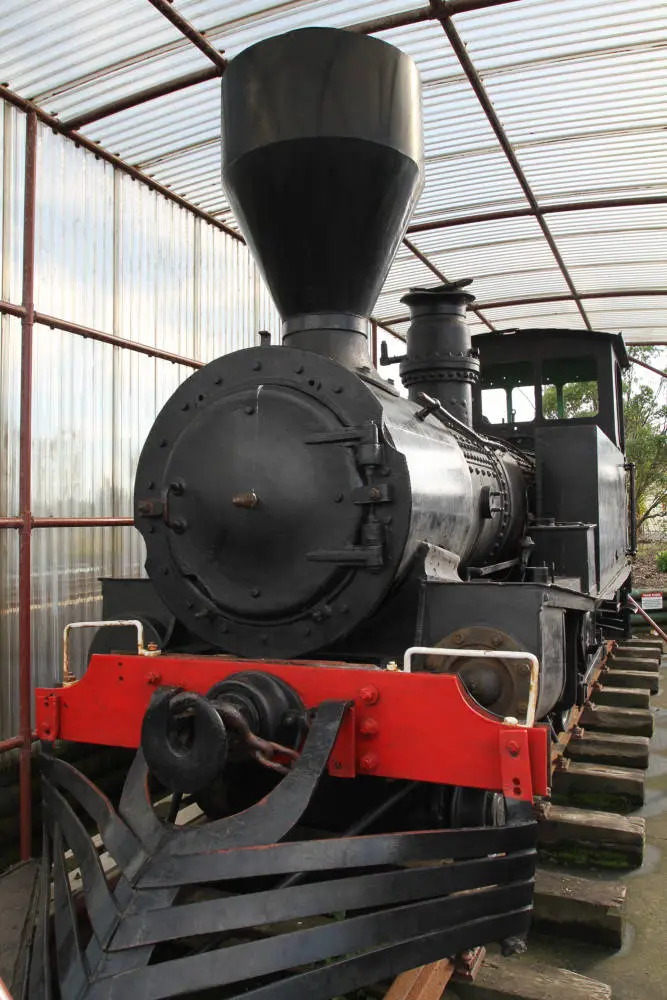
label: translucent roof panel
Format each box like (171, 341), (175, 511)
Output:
(375, 20), (462, 84)
(549, 206), (667, 269)
(89, 79), (221, 164)
(380, 249), (445, 295)
(481, 299), (587, 330)
(0, 0), (210, 119)
(582, 296), (667, 344)
(455, 0), (667, 70)
(396, 217), (564, 313)
(456, 0), (667, 205)
(177, 0), (415, 55)
(0, 0), (664, 342)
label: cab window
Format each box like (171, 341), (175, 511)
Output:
(541, 357), (598, 420)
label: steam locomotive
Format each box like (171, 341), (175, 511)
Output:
(33, 26), (634, 1000)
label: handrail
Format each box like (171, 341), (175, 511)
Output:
(403, 646), (539, 728)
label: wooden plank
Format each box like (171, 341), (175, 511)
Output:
(610, 646), (661, 662)
(566, 730), (650, 769)
(551, 760), (644, 812)
(532, 869), (626, 948)
(384, 960), (453, 1000)
(608, 654), (661, 672)
(537, 802), (645, 869)
(454, 958), (611, 999)
(601, 669), (659, 693)
(619, 638), (663, 651)
(579, 703), (654, 737)
(592, 685), (650, 709)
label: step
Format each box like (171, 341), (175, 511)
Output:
(537, 802), (645, 869)
(454, 958), (611, 999)
(551, 760), (644, 812)
(566, 731), (650, 769)
(592, 686), (650, 709)
(601, 669), (659, 694)
(532, 868), (626, 948)
(579, 703), (654, 738)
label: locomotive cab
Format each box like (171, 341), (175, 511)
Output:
(472, 328), (632, 600)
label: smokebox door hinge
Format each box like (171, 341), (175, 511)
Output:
(306, 545), (384, 568)
(352, 484), (392, 505)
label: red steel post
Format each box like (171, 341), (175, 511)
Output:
(18, 110), (37, 860)
(0, 735), (25, 753)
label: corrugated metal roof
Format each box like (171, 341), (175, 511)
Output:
(0, 0), (665, 343)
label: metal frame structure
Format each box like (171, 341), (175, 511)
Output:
(0, 0), (664, 861)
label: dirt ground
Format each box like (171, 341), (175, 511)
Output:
(632, 542), (667, 591)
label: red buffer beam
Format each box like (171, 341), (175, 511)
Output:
(36, 654), (550, 802)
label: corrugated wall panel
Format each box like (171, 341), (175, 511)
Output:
(1, 101), (25, 305)
(0, 528), (18, 739)
(116, 171), (197, 352)
(34, 123), (115, 328)
(0, 317), (20, 517)
(198, 222), (257, 360)
(31, 325), (114, 517)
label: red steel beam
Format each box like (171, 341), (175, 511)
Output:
(0, 732), (38, 755)
(628, 356), (666, 379)
(146, 0), (228, 70)
(380, 288), (667, 325)
(33, 516), (134, 528)
(431, 7), (592, 332)
(408, 196), (667, 235)
(0, 299), (25, 318)
(18, 111), (37, 861)
(0, 735), (25, 753)
(0, 299), (206, 367)
(34, 311), (205, 368)
(481, 289), (667, 310)
(0, 516), (134, 530)
(61, 65), (221, 132)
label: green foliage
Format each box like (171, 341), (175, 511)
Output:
(657, 551), (667, 573)
(623, 348), (667, 528)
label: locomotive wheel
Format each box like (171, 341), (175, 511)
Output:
(425, 625), (530, 721)
(449, 786), (507, 828)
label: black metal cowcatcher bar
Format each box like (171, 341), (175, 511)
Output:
(29, 701), (537, 1000)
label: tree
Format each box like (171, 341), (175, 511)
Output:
(623, 348), (667, 528)
(541, 379), (598, 419)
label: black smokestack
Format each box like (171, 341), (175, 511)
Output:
(221, 27), (423, 368)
